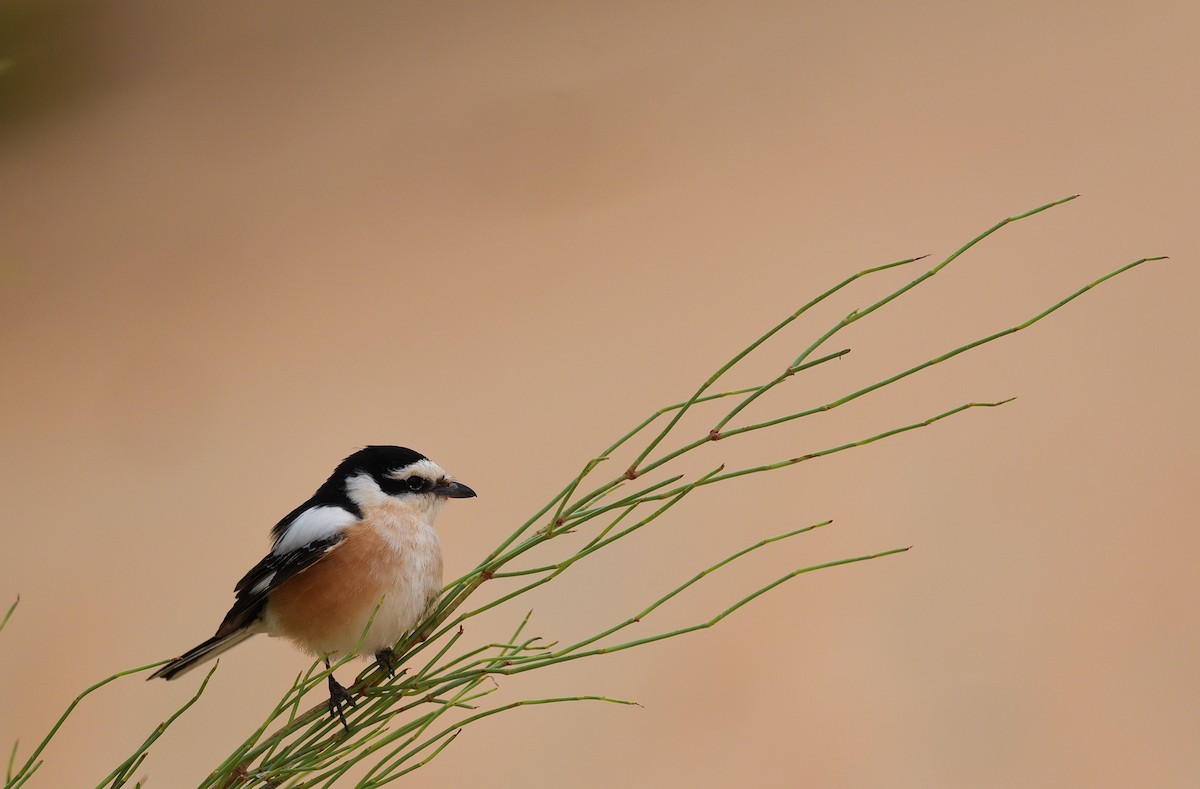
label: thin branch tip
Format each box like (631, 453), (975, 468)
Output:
(971, 397), (1016, 407)
(1009, 194), (1078, 221)
(0, 595), (18, 635)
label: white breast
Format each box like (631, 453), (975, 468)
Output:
(357, 503), (445, 654)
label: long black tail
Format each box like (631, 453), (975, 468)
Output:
(148, 628), (259, 680)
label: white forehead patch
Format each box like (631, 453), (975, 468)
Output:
(384, 458), (448, 483)
(272, 505), (358, 555)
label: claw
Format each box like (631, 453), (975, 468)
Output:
(375, 648), (398, 677)
(325, 661), (357, 731)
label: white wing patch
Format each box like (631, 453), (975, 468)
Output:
(272, 505), (358, 555)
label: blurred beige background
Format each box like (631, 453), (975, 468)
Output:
(1, 2), (1197, 787)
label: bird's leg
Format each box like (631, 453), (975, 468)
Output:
(374, 647), (398, 677)
(324, 659), (357, 731)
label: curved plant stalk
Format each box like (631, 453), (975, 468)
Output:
(0, 597), (17, 638)
(2, 197), (1166, 787)
(3, 657), (197, 789)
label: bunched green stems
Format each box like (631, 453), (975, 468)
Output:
(2, 197), (1167, 787)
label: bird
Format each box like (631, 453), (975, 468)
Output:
(149, 445), (476, 727)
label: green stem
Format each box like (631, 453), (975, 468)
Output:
(7, 661), (169, 787)
(628, 255), (926, 473)
(0, 597), (17, 637)
(96, 662), (219, 788)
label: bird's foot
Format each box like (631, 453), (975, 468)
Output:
(374, 647), (398, 677)
(327, 673), (357, 731)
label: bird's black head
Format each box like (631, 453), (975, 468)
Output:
(332, 446), (430, 483)
(317, 445), (475, 513)
(272, 446), (476, 539)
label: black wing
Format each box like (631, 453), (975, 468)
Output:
(213, 535), (344, 637)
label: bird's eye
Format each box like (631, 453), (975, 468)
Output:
(407, 477), (427, 492)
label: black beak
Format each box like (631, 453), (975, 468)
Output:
(436, 480), (477, 499)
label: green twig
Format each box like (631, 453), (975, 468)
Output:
(6, 661), (170, 788)
(0, 597), (16, 638)
(97, 661), (219, 788)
